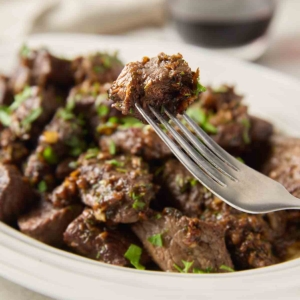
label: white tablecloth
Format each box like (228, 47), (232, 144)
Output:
(1, 0), (300, 299)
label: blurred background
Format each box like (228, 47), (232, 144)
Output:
(0, 0), (298, 77)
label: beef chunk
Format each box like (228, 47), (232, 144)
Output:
(72, 52), (123, 84)
(77, 155), (156, 223)
(64, 208), (149, 267)
(24, 108), (87, 189)
(0, 164), (36, 224)
(66, 81), (122, 139)
(154, 159), (207, 216)
(0, 75), (14, 106)
(100, 126), (172, 160)
(52, 154), (156, 223)
(201, 198), (277, 270)
(109, 53), (200, 121)
(0, 129), (29, 166)
(18, 199), (83, 247)
(10, 86), (62, 142)
(132, 208), (233, 273)
(262, 136), (300, 199)
(9, 46), (74, 92)
(188, 86), (273, 156)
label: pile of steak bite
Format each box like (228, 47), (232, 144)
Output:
(0, 46), (300, 273)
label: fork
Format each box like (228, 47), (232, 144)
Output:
(135, 103), (300, 214)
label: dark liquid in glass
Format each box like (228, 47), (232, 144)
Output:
(174, 16), (273, 48)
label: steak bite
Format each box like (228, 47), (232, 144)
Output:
(9, 46), (74, 92)
(109, 53), (201, 121)
(24, 108), (87, 190)
(0, 128), (29, 166)
(154, 159), (208, 216)
(66, 81), (122, 140)
(0, 164), (36, 224)
(72, 52), (124, 84)
(76, 155), (156, 223)
(100, 125), (172, 161)
(18, 198), (83, 247)
(262, 136), (300, 199)
(64, 208), (149, 267)
(132, 208), (233, 273)
(201, 198), (277, 270)
(10, 86), (62, 142)
(0, 75), (14, 106)
(187, 85), (273, 156)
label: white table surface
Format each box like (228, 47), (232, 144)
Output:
(1, 0), (300, 299)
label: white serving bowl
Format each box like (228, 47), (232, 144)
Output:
(0, 33), (300, 300)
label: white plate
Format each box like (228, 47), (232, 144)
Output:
(1, 33), (300, 300)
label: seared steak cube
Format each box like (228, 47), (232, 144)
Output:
(100, 126), (172, 160)
(24, 108), (87, 189)
(155, 159), (208, 216)
(18, 199), (83, 246)
(132, 208), (233, 273)
(64, 208), (149, 267)
(109, 53), (200, 121)
(77, 155), (156, 223)
(0, 164), (36, 224)
(10, 86), (61, 141)
(72, 52), (123, 84)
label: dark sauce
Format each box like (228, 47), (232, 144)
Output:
(174, 16), (273, 48)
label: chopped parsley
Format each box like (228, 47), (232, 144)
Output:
(85, 148), (99, 159)
(174, 260), (194, 273)
(68, 161), (78, 169)
(241, 118), (251, 144)
(195, 81), (207, 96)
(10, 86), (32, 111)
(20, 44), (31, 57)
(124, 244), (145, 270)
(106, 159), (124, 167)
(93, 65), (105, 73)
(236, 157), (245, 164)
(186, 107), (218, 134)
(220, 265), (235, 272)
(119, 116), (143, 129)
(107, 116), (119, 124)
(21, 107), (43, 126)
(189, 178), (198, 186)
(0, 106), (11, 126)
(66, 136), (86, 157)
(38, 180), (47, 193)
(147, 233), (163, 247)
(193, 267), (212, 274)
(43, 146), (58, 164)
(97, 105), (109, 117)
(108, 140), (116, 155)
(132, 198), (145, 210)
(58, 108), (74, 120)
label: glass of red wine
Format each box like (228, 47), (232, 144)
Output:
(166, 0), (277, 61)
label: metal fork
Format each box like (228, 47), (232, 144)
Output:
(135, 103), (300, 214)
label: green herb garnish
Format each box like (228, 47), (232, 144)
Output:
(0, 106), (11, 126)
(148, 233), (163, 247)
(58, 108), (74, 120)
(236, 157), (245, 164)
(20, 44), (31, 57)
(85, 148), (99, 159)
(189, 178), (198, 187)
(43, 146), (58, 164)
(220, 265), (235, 272)
(124, 244), (145, 270)
(68, 161), (78, 169)
(174, 260), (194, 273)
(202, 122), (218, 134)
(21, 107), (43, 126)
(97, 105), (109, 117)
(108, 140), (116, 155)
(10, 86), (32, 111)
(106, 159), (124, 167)
(38, 180), (47, 193)
(186, 107), (206, 125)
(195, 81), (207, 96)
(193, 267), (212, 274)
(241, 118), (251, 144)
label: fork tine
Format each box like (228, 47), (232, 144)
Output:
(182, 112), (240, 171)
(163, 107), (238, 181)
(149, 106), (229, 187)
(135, 103), (228, 189)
